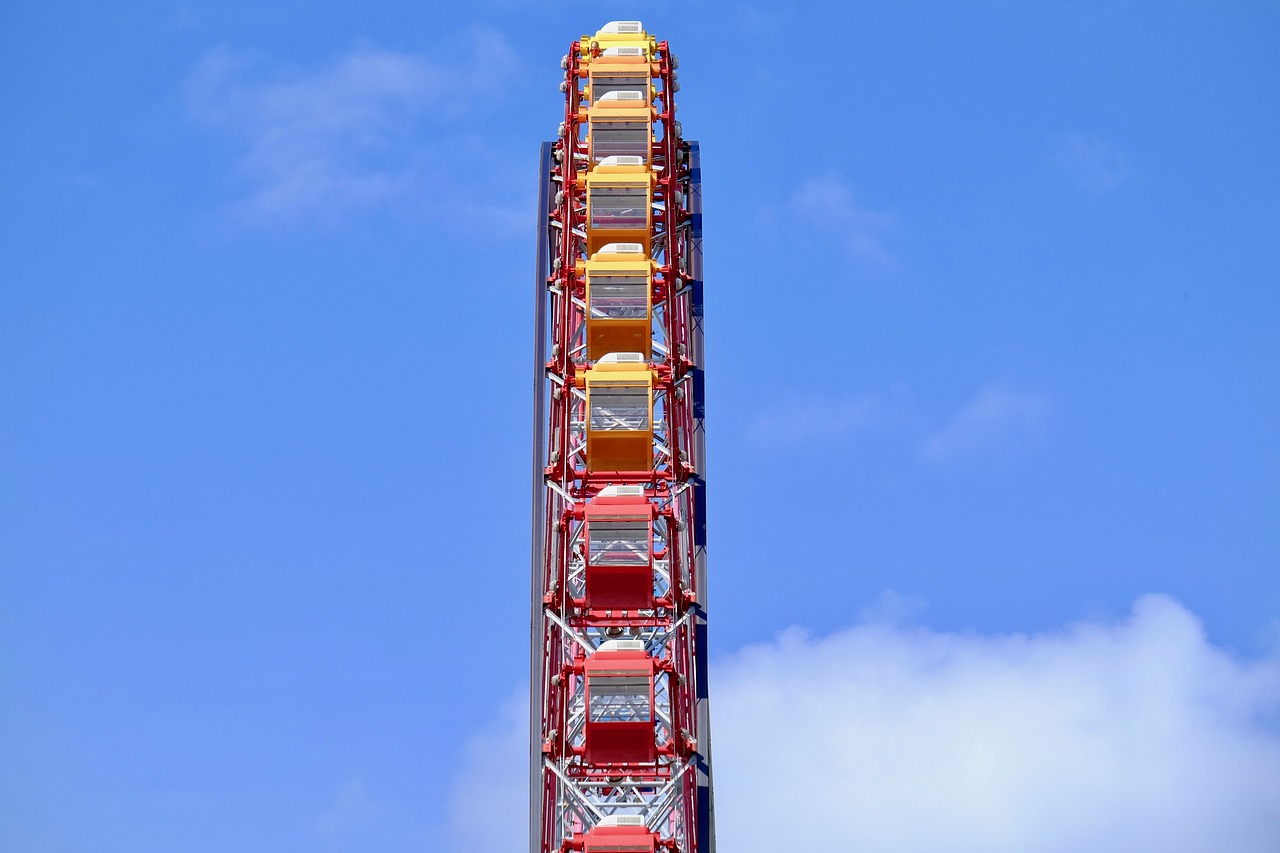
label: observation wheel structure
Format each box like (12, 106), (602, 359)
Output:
(531, 21), (715, 853)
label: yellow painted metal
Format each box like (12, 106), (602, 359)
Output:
(584, 359), (654, 473)
(586, 55), (656, 106)
(588, 98), (654, 164)
(574, 22), (665, 471)
(584, 162), (655, 255)
(584, 250), (656, 360)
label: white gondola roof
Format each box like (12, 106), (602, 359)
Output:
(597, 639), (646, 653)
(600, 21), (644, 35)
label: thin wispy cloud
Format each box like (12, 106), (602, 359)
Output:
(1051, 132), (1133, 193)
(922, 384), (1050, 462)
(449, 689), (528, 851)
(317, 776), (378, 842)
(748, 391), (891, 444)
(781, 173), (896, 271)
(185, 31), (521, 229)
(749, 383), (1048, 466)
(58, 173), (101, 189)
(454, 595), (1280, 853)
(736, 5), (793, 36)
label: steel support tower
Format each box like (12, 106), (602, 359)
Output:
(531, 21), (715, 853)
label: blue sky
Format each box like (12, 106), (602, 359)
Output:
(2, 2), (1278, 851)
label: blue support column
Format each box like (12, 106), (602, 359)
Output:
(687, 141), (717, 853)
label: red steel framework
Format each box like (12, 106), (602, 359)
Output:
(530, 22), (714, 853)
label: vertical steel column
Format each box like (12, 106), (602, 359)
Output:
(530, 140), (554, 853)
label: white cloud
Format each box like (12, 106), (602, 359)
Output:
(782, 174), (896, 270)
(922, 384), (1050, 462)
(452, 595), (1280, 853)
(185, 31), (521, 229)
(713, 594), (1280, 853)
(1051, 133), (1133, 193)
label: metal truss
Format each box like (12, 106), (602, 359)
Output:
(531, 23), (714, 853)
